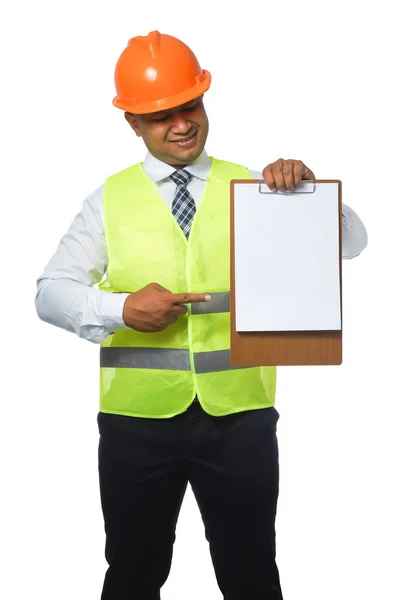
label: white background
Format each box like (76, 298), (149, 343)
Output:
(2, 0), (410, 598)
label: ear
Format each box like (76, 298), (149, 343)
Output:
(124, 112), (142, 137)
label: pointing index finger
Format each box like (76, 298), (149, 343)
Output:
(171, 293), (212, 304)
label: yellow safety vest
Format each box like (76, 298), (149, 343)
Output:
(98, 157), (276, 418)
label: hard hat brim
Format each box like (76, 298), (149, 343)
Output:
(113, 70), (211, 115)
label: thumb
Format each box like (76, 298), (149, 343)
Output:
(150, 282), (170, 293)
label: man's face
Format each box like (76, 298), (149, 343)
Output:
(125, 96), (209, 168)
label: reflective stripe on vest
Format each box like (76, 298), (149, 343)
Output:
(100, 347), (250, 373)
(190, 291), (230, 314)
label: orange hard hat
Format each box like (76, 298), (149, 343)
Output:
(112, 31), (211, 114)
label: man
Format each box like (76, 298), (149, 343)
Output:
(35, 31), (367, 600)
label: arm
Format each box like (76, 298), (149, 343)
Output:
(340, 204), (368, 259)
(35, 185), (131, 344)
(248, 168), (368, 260)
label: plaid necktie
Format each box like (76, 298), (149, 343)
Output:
(169, 169), (196, 239)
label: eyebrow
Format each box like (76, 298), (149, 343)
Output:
(149, 100), (198, 118)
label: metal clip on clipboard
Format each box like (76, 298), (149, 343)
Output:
(258, 180), (316, 194)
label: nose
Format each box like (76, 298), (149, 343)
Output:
(170, 112), (191, 135)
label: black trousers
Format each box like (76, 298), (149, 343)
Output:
(97, 397), (283, 600)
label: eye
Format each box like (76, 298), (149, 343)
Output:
(184, 104), (197, 111)
(152, 114), (168, 122)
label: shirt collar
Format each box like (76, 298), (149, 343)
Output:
(143, 149), (211, 183)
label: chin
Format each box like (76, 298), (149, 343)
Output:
(176, 144), (203, 164)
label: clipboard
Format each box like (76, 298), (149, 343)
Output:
(230, 179), (343, 366)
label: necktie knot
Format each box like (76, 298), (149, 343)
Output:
(169, 169), (192, 188)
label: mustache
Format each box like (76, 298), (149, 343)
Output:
(169, 129), (197, 142)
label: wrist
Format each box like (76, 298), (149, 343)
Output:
(100, 292), (132, 332)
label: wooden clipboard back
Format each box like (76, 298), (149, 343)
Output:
(230, 179), (342, 366)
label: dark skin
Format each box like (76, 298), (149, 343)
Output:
(121, 95), (316, 332)
(124, 96), (209, 169)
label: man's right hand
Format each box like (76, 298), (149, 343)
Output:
(122, 282), (212, 333)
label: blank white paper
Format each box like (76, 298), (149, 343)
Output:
(234, 182), (341, 331)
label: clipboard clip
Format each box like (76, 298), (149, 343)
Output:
(258, 180), (316, 194)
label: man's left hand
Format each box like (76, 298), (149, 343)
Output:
(262, 159), (315, 192)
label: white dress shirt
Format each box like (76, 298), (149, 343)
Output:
(35, 149), (368, 344)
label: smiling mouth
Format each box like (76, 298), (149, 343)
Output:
(171, 131), (197, 145)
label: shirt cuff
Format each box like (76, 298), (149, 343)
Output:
(99, 292), (132, 334)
